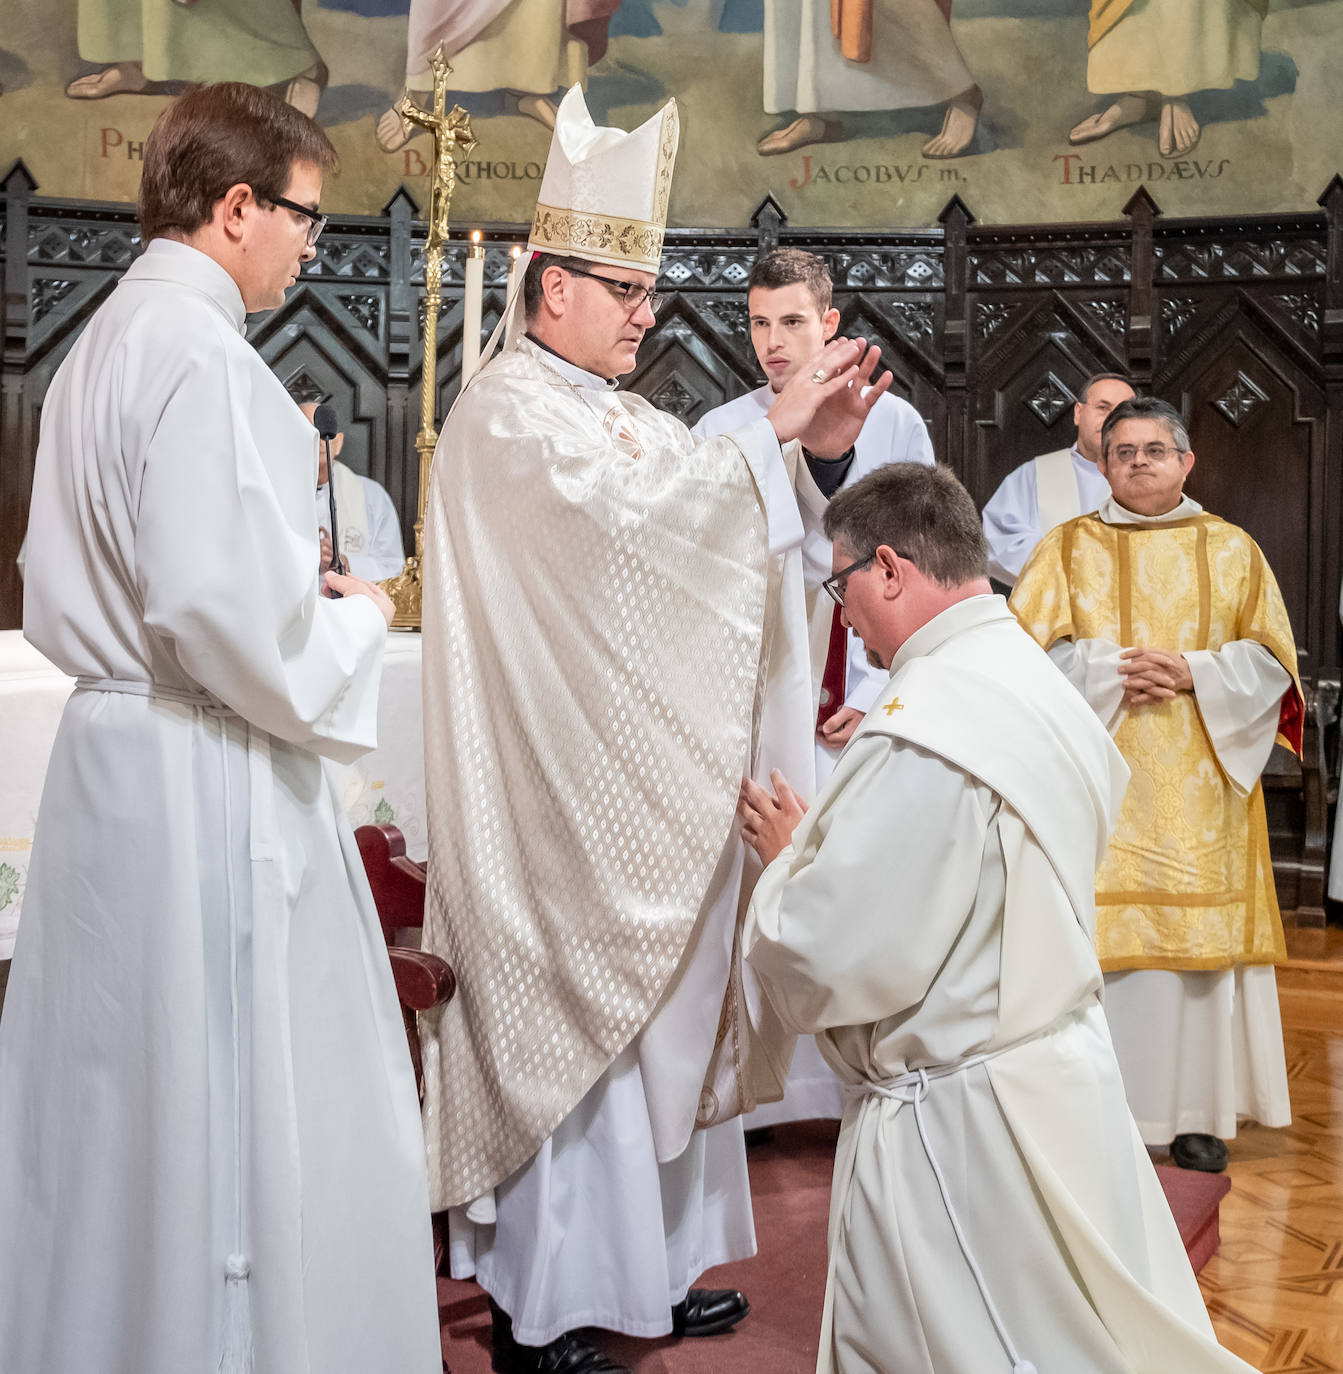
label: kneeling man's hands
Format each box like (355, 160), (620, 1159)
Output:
(739, 769), (808, 866)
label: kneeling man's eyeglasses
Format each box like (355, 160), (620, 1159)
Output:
(823, 554), (877, 606)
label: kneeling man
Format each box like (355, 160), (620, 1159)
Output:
(740, 463), (1255, 1373)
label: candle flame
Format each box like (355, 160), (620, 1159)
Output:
(511, 246), (522, 259)
(471, 229), (481, 244)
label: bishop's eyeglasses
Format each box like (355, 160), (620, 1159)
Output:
(269, 195), (328, 248)
(563, 264), (665, 316)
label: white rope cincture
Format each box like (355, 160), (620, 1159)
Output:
(216, 716), (254, 1374)
(857, 1043), (1043, 1374)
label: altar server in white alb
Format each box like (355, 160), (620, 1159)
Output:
(284, 375), (407, 581)
(697, 247), (932, 1129)
(696, 247), (934, 787)
(741, 462), (1258, 1374)
(0, 84), (441, 1374)
(981, 371), (1133, 586)
(418, 86), (892, 1374)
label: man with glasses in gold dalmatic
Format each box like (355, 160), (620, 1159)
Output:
(1011, 395), (1302, 1179)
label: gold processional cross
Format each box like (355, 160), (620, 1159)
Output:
(381, 48), (476, 629)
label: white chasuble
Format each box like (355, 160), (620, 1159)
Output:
(420, 337), (804, 1214)
(746, 598), (1256, 1374)
(0, 240), (440, 1374)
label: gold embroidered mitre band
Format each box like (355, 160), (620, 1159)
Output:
(1010, 512), (1301, 974)
(527, 85), (679, 273)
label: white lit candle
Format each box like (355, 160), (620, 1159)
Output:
(461, 230), (485, 384)
(507, 244), (524, 305)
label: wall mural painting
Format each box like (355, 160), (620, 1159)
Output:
(2, 0), (1340, 227)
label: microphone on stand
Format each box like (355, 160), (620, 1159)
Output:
(314, 403), (345, 598)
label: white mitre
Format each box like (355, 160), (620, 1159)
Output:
(528, 84), (680, 272)
(487, 86), (680, 358)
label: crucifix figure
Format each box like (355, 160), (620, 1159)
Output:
(381, 46), (477, 628)
(394, 49), (476, 251)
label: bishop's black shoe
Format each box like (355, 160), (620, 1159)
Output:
(670, 1287), (751, 1338)
(489, 1299), (631, 1374)
(1170, 1132), (1229, 1173)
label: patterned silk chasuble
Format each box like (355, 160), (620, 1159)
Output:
(1011, 512), (1301, 974)
(419, 339), (777, 1209)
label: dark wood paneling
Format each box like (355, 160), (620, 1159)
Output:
(2, 166), (1339, 917)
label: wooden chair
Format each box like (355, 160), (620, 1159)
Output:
(356, 821), (456, 1371)
(356, 822), (455, 1100)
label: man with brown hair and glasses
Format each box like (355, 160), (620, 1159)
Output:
(739, 461), (1258, 1374)
(0, 82), (441, 1373)
(1011, 396), (1302, 1177)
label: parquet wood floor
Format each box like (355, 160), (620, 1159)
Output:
(1194, 955), (1343, 1373)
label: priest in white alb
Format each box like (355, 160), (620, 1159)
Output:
(0, 83), (441, 1373)
(741, 461), (1258, 1374)
(697, 246), (933, 1130)
(1011, 396), (1301, 1175)
(981, 371), (1132, 588)
(418, 86), (893, 1374)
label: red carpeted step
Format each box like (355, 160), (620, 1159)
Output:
(1153, 1164), (1230, 1273)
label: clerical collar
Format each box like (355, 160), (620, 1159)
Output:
(523, 334), (617, 390)
(1098, 493), (1203, 526)
(122, 238), (248, 335)
(890, 595), (1009, 676)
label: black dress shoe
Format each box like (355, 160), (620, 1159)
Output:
(490, 1299), (631, 1374)
(1171, 1132), (1229, 1173)
(671, 1287), (750, 1338)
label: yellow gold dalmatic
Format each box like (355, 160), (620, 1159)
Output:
(380, 48), (476, 628)
(1011, 511), (1301, 973)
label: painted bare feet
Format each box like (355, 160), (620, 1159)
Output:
(376, 91), (429, 152)
(1068, 93), (1152, 145)
(65, 62), (155, 99)
(1158, 98), (1200, 156)
(922, 84), (983, 159)
(756, 115), (844, 156)
(513, 93), (558, 129)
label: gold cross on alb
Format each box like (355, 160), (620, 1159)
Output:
(881, 698), (905, 715)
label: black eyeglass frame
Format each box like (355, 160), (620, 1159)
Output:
(561, 263), (665, 316)
(822, 549), (913, 605)
(267, 194), (328, 246)
(822, 553), (876, 606)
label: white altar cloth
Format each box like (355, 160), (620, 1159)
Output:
(0, 628), (426, 960)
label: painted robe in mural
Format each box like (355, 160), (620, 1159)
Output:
(401, 0), (617, 93)
(764, 0), (974, 116)
(76, 0), (318, 88)
(1087, 0), (1268, 97)
(746, 597), (1255, 1374)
